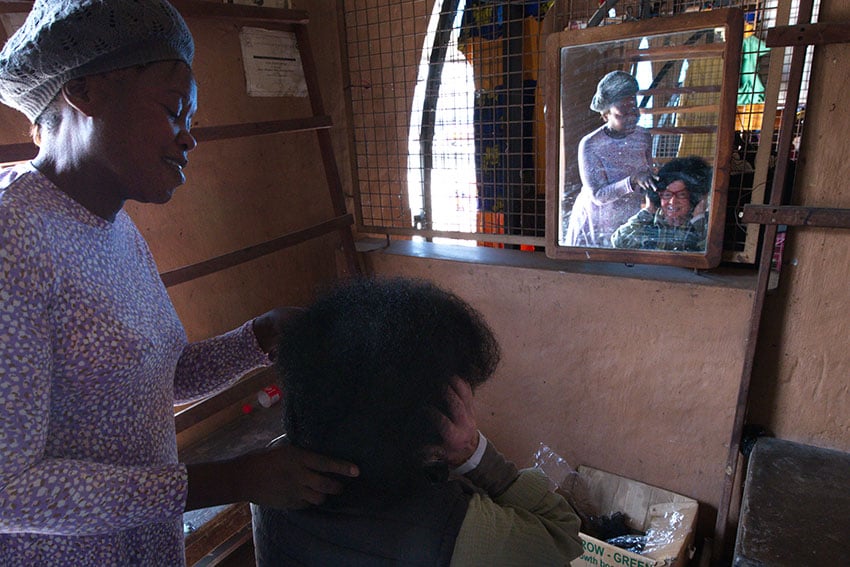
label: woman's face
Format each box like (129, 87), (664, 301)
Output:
(602, 97), (640, 135)
(94, 61), (198, 206)
(660, 180), (691, 226)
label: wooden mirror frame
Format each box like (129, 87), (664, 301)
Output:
(544, 8), (743, 269)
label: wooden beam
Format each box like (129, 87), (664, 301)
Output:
(639, 103), (719, 116)
(0, 1), (310, 25)
(0, 118), (332, 165)
(160, 213), (354, 287)
(714, 0), (816, 559)
(0, 142), (37, 165)
(741, 205), (850, 228)
(767, 22), (850, 48)
(368, 225), (546, 248)
(625, 42), (726, 62)
(646, 125), (717, 135)
(170, 0), (308, 26)
(638, 85), (721, 98)
(193, 116), (331, 143)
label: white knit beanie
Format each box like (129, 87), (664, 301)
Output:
(0, 0), (194, 123)
(590, 70), (639, 113)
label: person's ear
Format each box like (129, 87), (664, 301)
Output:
(60, 76), (100, 117)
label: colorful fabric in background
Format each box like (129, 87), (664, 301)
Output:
(459, 0), (549, 226)
(737, 11), (770, 106)
(737, 33), (770, 105)
(459, 0), (553, 42)
(472, 81), (537, 212)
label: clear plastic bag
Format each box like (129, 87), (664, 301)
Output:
(532, 443), (598, 521)
(641, 501), (698, 561)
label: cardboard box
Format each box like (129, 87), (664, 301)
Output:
(569, 466), (698, 567)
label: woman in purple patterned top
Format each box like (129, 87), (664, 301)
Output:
(0, 1), (357, 565)
(564, 71), (659, 247)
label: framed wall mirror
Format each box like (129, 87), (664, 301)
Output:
(545, 8), (743, 268)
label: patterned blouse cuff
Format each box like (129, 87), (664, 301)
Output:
(243, 319), (274, 366)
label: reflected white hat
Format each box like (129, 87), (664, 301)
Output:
(590, 71), (638, 112)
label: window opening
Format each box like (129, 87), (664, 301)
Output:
(345, 0), (818, 261)
(408, 0), (478, 245)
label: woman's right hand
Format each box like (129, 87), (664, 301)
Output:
(185, 444), (359, 511)
(242, 443), (360, 509)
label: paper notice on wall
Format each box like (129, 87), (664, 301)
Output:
(239, 27), (307, 98)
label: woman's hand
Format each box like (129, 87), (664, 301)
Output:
(252, 306), (305, 359)
(185, 443), (360, 511)
(242, 443), (360, 509)
(630, 170), (659, 194)
(426, 376), (480, 468)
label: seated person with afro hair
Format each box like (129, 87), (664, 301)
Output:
(251, 277), (583, 566)
(611, 156), (713, 252)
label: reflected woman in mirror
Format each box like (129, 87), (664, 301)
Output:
(610, 156), (712, 251)
(565, 70), (658, 247)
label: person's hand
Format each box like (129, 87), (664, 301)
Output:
(691, 197), (707, 219)
(630, 170), (659, 194)
(242, 443), (360, 509)
(426, 376), (480, 468)
(185, 442), (359, 511)
(642, 193), (657, 214)
(252, 306), (305, 358)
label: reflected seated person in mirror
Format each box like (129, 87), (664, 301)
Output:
(611, 156), (712, 252)
(251, 277), (583, 567)
(564, 70), (658, 247)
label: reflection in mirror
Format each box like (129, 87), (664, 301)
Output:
(545, 9), (743, 269)
(610, 155), (713, 251)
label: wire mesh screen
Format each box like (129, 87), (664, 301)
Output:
(343, 0), (814, 259)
